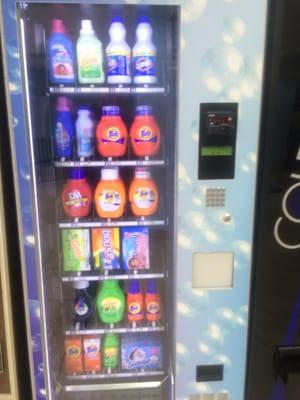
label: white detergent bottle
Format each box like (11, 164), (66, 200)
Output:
(77, 19), (104, 84)
(106, 17), (131, 85)
(76, 107), (95, 158)
(132, 17), (157, 85)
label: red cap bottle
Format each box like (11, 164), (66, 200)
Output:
(51, 19), (67, 34)
(61, 168), (92, 218)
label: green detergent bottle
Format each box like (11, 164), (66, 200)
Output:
(103, 333), (119, 369)
(96, 280), (125, 324)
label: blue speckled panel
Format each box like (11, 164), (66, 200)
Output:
(176, 1), (267, 399)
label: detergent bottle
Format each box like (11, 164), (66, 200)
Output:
(96, 106), (127, 158)
(96, 280), (125, 324)
(145, 280), (161, 323)
(127, 280), (144, 323)
(47, 19), (75, 85)
(61, 168), (92, 218)
(130, 105), (161, 157)
(94, 167), (126, 219)
(76, 107), (95, 159)
(73, 280), (92, 326)
(129, 167), (158, 217)
(54, 96), (74, 159)
(103, 333), (119, 369)
(106, 17), (131, 84)
(132, 17), (157, 84)
(77, 19), (104, 84)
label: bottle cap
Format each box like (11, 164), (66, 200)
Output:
(81, 19), (94, 34)
(78, 106), (90, 114)
(57, 96), (71, 112)
(138, 16), (150, 24)
(51, 19), (66, 34)
(102, 105), (120, 116)
(136, 105), (152, 116)
(73, 280), (89, 290)
(135, 167), (150, 179)
(112, 16), (123, 24)
(101, 167), (119, 180)
(146, 280), (157, 294)
(69, 168), (86, 180)
(102, 279), (119, 288)
(129, 280), (140, 294)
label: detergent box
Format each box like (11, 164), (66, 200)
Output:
(121, 334), (162, 370)
(121, 227), (149, 271)
(92, 228), (120, 271)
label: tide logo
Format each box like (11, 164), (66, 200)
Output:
(139, 127), (153, 141)
(66, 345), (81, 359)
(147, 301), (159, 314)
(106, 127), (121, 142)
(86, 344), (98, 356)
(104, 192), (114, 201)
(129, 302), (141, 315)
(140, 189), (149, 198)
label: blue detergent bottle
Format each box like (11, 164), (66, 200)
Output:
(54, 96), (75, 159)
(47, 19), (75, 85)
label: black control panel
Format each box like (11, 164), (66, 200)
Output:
(198, 103), (238, 179)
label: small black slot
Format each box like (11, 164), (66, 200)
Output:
(196, 364), (224, 382)
(274, 345), (300, 383)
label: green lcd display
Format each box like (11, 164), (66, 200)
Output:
(201, 146), (233, 156)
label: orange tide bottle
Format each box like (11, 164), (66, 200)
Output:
(127, 280), (144, 323)
(96, 106), (128, 158)
(130, 105), (161, 157)
(128, 167), (158, 217)
(145, 280), (161, 323)
(94, 167), (126, 219)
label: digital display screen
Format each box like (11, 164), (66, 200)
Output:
(201, 146), (233, 156)
(208, 113), (233, 127)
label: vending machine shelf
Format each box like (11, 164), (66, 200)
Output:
(48, 86), (166, 95)
(58, 219), (166, 228)
(65, 325), (165, 336)
(66, 370), (165, 380)
(54, 160), (166, 168)
(63, 378), (166, 392)
(62, 273), (165, 282)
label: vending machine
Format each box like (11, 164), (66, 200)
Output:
(0, 1), (268, 399)
(247, 0), (300, 399)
